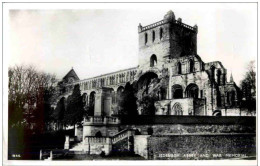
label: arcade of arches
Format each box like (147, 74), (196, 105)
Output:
(56, 76), (237, 117)
(58, 71), (216, 116)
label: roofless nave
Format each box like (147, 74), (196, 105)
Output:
(49, 10), (248, 156)
(56, 10), (240, 117)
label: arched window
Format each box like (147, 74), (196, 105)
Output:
(210, 66), (215, 81)
(222, 74), (226, 85)
(177, 62), (182, 74)
(217, 90), (221, 107)
(92, 80), (97, 88)
(189, 59), (194, 73)
(152, 31), (155, 42)
(89, 92), (95, 106)
(227, 91), (236, 106)
(82, 93), (88, 106)
(116, 86), (124, 104)
(145, 33), (148, 45)
(217, 69), (222, 85)
(160, 87), (166, 100)
(186, 83), (199, 98)
(172, 102), (183, 115)
(89, 91), (96, 116)
(111, 89), (116, 104)
(160, 28), (163, 39)
(150, 55), (157, 67)
(226, 92), (230, 105)
(172, 84), (183, 99)
(85, 82), (88, 90)
(231, 91), (236, 106)
(100, 78), (105, 87)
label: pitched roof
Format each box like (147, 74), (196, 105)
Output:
(63, 68), (80, 81)
(230, 73), (234, 83)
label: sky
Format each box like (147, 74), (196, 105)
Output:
(7, 3), (257, 84)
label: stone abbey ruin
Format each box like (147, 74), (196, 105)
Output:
(50, 11), (255, 159)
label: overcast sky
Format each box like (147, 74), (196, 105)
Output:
(7, 3), (257, 84)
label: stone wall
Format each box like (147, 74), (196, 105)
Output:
(124, 116), (256, 159)
(170, 98), (193, 115)
(138, 23), (170, 69)
(134, 135), (151, 159)
(122, 124), (255, 135)
(83, 125), (119, 138)
(75, 126), (83, 141)
(155, 98), (207, 115)
(148, 134), (256, 160)
(88, 143), (112, 155)
(155, 98), (194, 115)
(83, 137), (112, 155)
(55, 11), (244, 120)
(121, 116), (256, 125)
(170, 21), (197, 57)
(220, 108), (256, 116)
(194, 99), (205, 115)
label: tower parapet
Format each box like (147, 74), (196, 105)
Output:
(138, 14), (197, 33)
(138, 10), (198, 70)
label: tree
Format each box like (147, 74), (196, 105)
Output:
(63, 84), (85, 126)
(85, 105), (94, 117)
(138, 95), (157, 115)
(240, 60), (256, 114)
(8, 65), (56, 131)
(52, 97), (66, 129)
(118, 83), (138, 117)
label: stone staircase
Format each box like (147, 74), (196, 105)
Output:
(111, 129), (129, 144)
(41, 149), (66, 160)
(68, 128), (135, 154)
(69, 142), (85, 152)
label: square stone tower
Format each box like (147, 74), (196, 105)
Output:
(138, 10), (198, 69)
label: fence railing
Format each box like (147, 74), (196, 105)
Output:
(107, 116), (119, 124)
(84, 116), (120, 125)
(85, 136), (110, 144)
(111, 129), (129, 143)
(140, 19), (196, 32)
(141, 20), (166, 31)
(175, 20), (196, 31)
(84, 129), (135, 145)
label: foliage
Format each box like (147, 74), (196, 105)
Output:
(240, 60), (256, 113)
(85, 105), (94, 116)
(85, 102), (94, 116)
(240, 61), (256, 99)
(138, 95), (157, 115)
(118, 83), (138, 117)
(63, 84), (85, 126)
(8, 65), (56, 132)
(53, 97), (66, 122)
